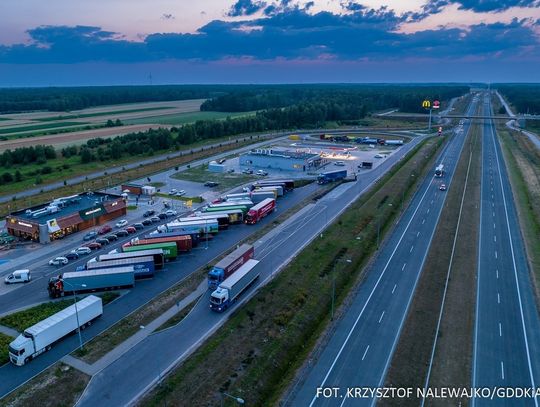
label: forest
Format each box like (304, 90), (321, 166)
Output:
(496, 84), (540, 115)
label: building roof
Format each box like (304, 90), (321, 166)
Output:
(246, 148), (319, 161)
(11, 191), (124, 224)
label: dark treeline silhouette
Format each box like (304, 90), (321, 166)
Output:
(496, 84), (540, 115)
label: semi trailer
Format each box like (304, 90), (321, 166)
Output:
(86, 255), (155, 278)
(207, 244), (255, 289)
(245, 198), (276, 224)
(123, 241), (178, 260)
(98, 249), (165, 269)
(210, 259), (260, 312)
(317, 169), (347, 184)
(127, 235), (192, 252)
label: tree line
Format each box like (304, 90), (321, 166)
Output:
(495, 84), (540, 115)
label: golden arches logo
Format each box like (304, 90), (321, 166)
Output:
(422, 100), (431, 109)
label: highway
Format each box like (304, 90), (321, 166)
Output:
(472, 95), (540, 405)
(74, 134), (427, 406)
(287, 97), (478, 406)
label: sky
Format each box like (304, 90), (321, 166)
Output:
(0, 0), (539, 86)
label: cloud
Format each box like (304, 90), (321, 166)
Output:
(0, 8), (538, 65)
(227, 0), (267, 17)
(424, 0), (540, 13)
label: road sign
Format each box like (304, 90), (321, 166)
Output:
(422, 100), (431, 109)
(186, 200), (192, 208)
(438, 126), (443, 135)
(433, 100), (440, 109)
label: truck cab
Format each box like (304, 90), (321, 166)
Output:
(8, 333), (36, 366)
(4, 269), (31, 284)
(207, 268), (223, 290)
(210, 287), (229, 312)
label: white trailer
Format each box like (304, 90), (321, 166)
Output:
(8, 295), (103, 366)
(254, 185), (283, 197)
(210, 259), (260, 312)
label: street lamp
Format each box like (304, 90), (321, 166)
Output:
(221, 392), (245, 407)
(331, 259), (352, 321)
(61, 280), (87, 352)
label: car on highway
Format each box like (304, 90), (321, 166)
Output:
(64, 252), (79, 260)
(125, 226), (137, 234)
(141, 219), (153, 226)
(439, 184), (447, 191)
(49, 257), (68, 266)
(143, 210), (155, 217)
(158, 213), (167, 220)
(105, 234), (118, 241)
(115, 219), (128, 228)
(83, 231), (98, 241)
(165, 210), (177, 217)
(204, 181), (219, 187)
(132, 223), (145, 230)
(85, 242), (102, 250)
(4, 269), (31, 284)
(115, 230), (129, 237)
(73, 247), (92, 256)
(255, 170), (268, 176)
(374, 154), (384, 159)
(150, 216), (161, 223)
(98, 225), (112, 235)
(96, 237), (110, 246)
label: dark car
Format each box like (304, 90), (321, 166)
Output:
(115, 230), (129, 237)
(125, 226), (137, 234)
(143, 210), (155, 218)
(105, 234), (118, 241)
(132, 223), (145, 230)
(98, 225), (112, 235)
(96, 237), (110, 245)
(204, 181), (219, 187)
(65, 252), (79, 260)
(141, 219), (153, 226)
(150, 216), (161, 223)
(158, 213), (167, 220)
(83, 231), (98, 241)
(85, 242), (102, 250)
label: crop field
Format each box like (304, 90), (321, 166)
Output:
(0, 121), (87, 137)
(123, 110), (255, 125)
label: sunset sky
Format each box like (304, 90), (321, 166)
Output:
(0, 0), (539, 85)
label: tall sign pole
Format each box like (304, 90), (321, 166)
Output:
(422, 100), (432, 131)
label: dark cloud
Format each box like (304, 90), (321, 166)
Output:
(0, 10), (538, 65)
(227, 0), (267, 17)
(424, 0), (540, 13)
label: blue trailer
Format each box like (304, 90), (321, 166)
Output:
(317, 169), (347, 184)
(86, 255), (155, 279)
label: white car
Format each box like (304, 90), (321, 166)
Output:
(49, 257), (68, 266)
(108, 249), (119, 255)
(374, 154), (384, 159)
(168, 189), (178, 195)
(256, 170), (268, 176)
(115, 219), (128, 228)
(334, 161), (345, 166)
(165, 209), (178, 217)
(73, 247), (92, 256)
(175, 190), (186, 197)
(4, 269), (31, 284)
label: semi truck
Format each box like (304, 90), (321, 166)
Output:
(157, 219), (219, 235)
(254, 185), (284, 196)
(194, 209), (244, 224)
(203, 204), (250, 216)
(250, 191), (277, 203)
(9, 295), (103, 366)
(245, 198), (276, 224)
(435, 164), (445, 177)
(48, 267), (135, 298)
(123, 241), (178, 260)
(253, 179), (294, 191)
(207, 200), (253, 210)
(384, 139), (404, 146)
(145, 230), (200, 246)
(86, 255), (155, 278)
(207, 244), (255, 289)
(317, 169), (347, 184)
(178, 216), (229, 230)
(127, 235), (192, 252)
(210, 259), (260, 312)
(224, 192), (251, 201)
(98, 249), (165, 269)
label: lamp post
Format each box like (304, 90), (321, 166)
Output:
(221, 392), (245, 407)
(61, 280), (87, 352)
(331, 259), (352, 321)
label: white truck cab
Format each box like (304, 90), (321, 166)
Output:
(4, 269), (31, 284)
(209, 287), (229, 312)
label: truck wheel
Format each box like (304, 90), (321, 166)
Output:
(87, 321), (92, 326)
(80, 324), (86, 330)
(46, 346), (51, 351)
(24, 357), (31, 364)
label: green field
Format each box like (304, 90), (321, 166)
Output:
(34, 106), (175, 122)
(0, 121), (87, 135)
(124, 111), (255, 126)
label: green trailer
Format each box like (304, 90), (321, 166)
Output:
(204, 204), (250, 215)
(123, 241), (178, 260)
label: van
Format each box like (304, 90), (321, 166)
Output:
(4, 270), (31, 284)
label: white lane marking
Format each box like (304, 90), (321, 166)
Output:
(492, 202), (494, 207)
(427, 208), (430, 214)
(422, 219), (426, 224)
(498, 293), (500, 304)
(392, 284), (397, 294)
(495, 251), (498, 259)
(499, 322), (502, 337)
(410, 245), (414, 253)
(402, 263), (407, 271)
(493, 211), (495, 217)
(496, 269), (499, 279)
(362, 345), (370, 361)
(494, 235), (497, 242)
(378, 311), (385, 324)
(501, 361), (505, 380)
(431, 200), (434, 204)
(493, 222), (496, 229)
(417, 231), (420, 237)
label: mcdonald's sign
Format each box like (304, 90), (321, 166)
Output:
(422, 100), (431, 109)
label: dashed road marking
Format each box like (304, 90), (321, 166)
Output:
(362, 345), (370, 361)
(378, 312), (385, 324)
(402, 263), (407, 271)
(392, 284), (397, 294)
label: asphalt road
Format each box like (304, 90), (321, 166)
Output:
(74, 135), (427, 406)
(471, 96), (540, 405)
(287, 98), (478, 406)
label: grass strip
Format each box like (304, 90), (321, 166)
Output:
(155, 299), (199, 332)
(0, 333), (12, 366)
(139, 136), (445, 407)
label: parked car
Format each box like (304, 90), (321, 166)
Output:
(150, 216), (161, 223)
(115, 230), (129, 237)
(168, 189), (178, 195)
(439, 184), (447, 191)
(218, 158), (226, 164)
(49, 257), (68, 266)
(4, 270), (31, 284)
(125, 226), (137, 234)
(242, 169), (253, 174)
(73, 247), (92, 256)
(65, 252), (79, 260)
(83, 231), (98, 241)
(158, 213), (167, 220)
(105, 234), (118, 241)
(204, 181), (219, 187)
(334, 161), (345, 166)
(143, 210), (155, 217)
(98, 225), (112, 235)
(132, 223), (145, 230)
(165, 210), (177, 217)
(85, 242), (102, 250)
(115, 219), (128, 228)
(108, 249), (119, 255)
(175, 190), (186, 197)
(256, 170), (268, 176)
(96, 237), (110, 246)
(141, 219), (153, 226)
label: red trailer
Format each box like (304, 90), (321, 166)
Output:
(245, 198), (275, 225)
(125, 235), (192, 252)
